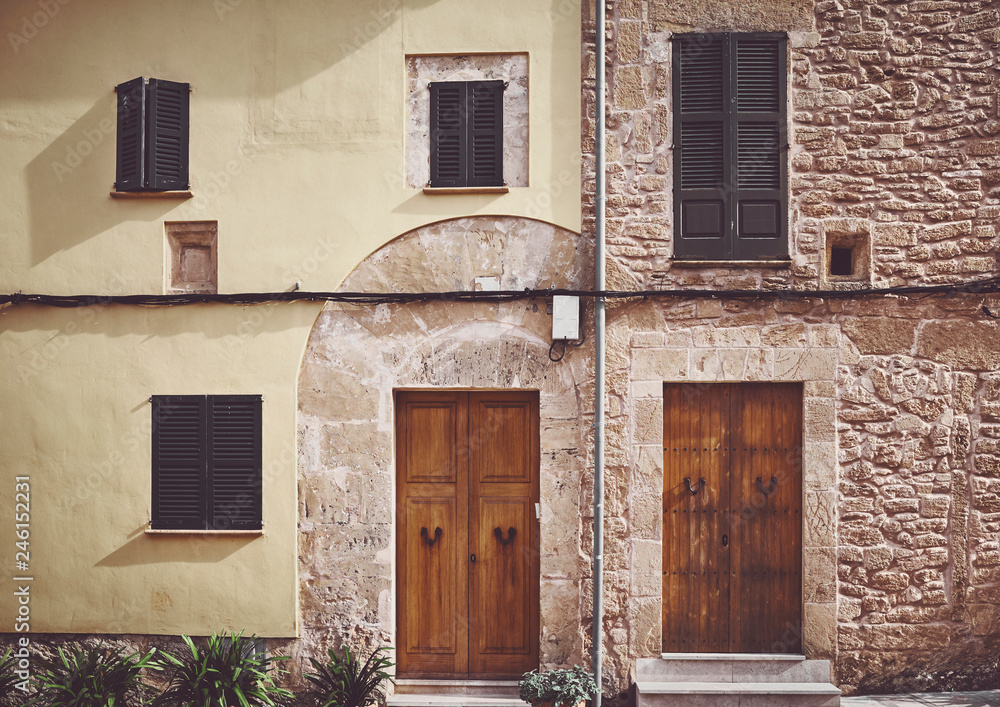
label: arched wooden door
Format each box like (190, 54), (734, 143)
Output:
(396, 390), (540, 677)
(663, 383), (803, 653)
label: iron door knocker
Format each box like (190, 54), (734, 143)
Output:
(494, 526), (517, 545)
(421, 526), (443, 546)
(683, 477), (706, 495)
(756, 476), (778, 497)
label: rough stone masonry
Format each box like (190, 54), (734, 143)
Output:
(586, 0), (1000, 696)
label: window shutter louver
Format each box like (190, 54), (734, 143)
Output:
(468, 80), (504, 187)
(430, 82), (466, 187)
(674, 35), (730, 258)
(208, 395), (262, 530)
(115, 77), (146, 192)
(673, 33), (787, 260)
(429, 80), (504, 187)
(152, 396), (207, 529)
(732, 34), (786, 259)
(146, 79), (190, 191)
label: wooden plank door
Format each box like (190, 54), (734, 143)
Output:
(663, 383), (802, 654)
(662, 384), (732, 652)
(397, 390), (539, 677)
(729, 384), (803, 653)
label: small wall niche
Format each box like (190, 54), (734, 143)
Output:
(825, 232), (870, 283)
(166, 221), (218, 294)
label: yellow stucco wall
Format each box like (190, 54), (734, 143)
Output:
(0, 0), (580, 636)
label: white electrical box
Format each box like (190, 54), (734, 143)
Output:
(552, 295), (580, 340)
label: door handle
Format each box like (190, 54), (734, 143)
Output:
(756, 476), (778, 497)
(722, 534), (729, 547)
(684, 477), (706, 495)
(420, 526), (443, 546)
(470, 554), (476, 563)
(494, 526), (517, 546)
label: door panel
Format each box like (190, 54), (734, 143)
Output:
(405, 399), (461, 483)
(663, 384), (731, 652)
(730, 384), (803, 653)
(473, 399), (534, 484)
(663, 383), (802, 654)
(403, 497), (459, 654)
(397, 390), (538, 678)
(472, 497), (532, 659)
(468, 392), (539, 675)
(397, 392), (468, 676)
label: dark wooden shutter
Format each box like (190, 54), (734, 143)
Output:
(430, 80), (504, 187)
(145, 79), (190, 190)
(152, 395), (207, 529)
(430, 82), (466, 187)
(115, 77), (146, 192)
(732, 34), (786, 259)
(673, 35), (730, 259)
(674, 34), (787, 260)
(208, 395), (262, 530)
(467, 80), (504, 187)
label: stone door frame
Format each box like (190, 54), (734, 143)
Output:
(626, 334), (839, 661)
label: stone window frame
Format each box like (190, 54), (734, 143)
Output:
(406, 53), (529, 191)
(628, 341), (838, 659)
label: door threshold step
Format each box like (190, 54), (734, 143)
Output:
(387, 696), (526, 707)
(659, 653), (808, 661)
(637, 681), (841, 695)
(394, 679), (520, 696)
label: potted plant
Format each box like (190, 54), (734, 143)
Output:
(518, 666), (597, 707)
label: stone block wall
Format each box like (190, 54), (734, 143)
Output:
(586, 0), (1000, 290)
(584, 0), (1000, 696)
(602, 295), (1000, 696)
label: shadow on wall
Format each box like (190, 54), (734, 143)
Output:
(25, 97), (177, 265)
(11, 0), (444, 265)
(96, 527), (253, 567)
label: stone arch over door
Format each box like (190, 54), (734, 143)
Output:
(296, 216), (593, 671)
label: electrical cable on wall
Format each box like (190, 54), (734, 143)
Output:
(3, 274), (1000, 309)
(548, 328), (587, 362)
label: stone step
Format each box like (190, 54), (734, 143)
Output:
(638, 655), (833, 683)
(387, 696), (526, 707)
(636, 681), (842, 707)
(394, 679), (520, 696)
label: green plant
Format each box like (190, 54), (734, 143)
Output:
(25, 642), (163, 706)
(154, 631), (292, 707)
(304, 645), (394, 707)
(0, 648), (21, 699)
(518, 666), (598, 707)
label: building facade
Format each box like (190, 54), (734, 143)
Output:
(589, 0), (1000, 695)
(2, 0), (1000, 702)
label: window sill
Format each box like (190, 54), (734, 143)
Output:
(111, 190), (193, 199)
(422, 186), (509, 195)
(145, 527), (264, 536)
(672, 259), (792, 269)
